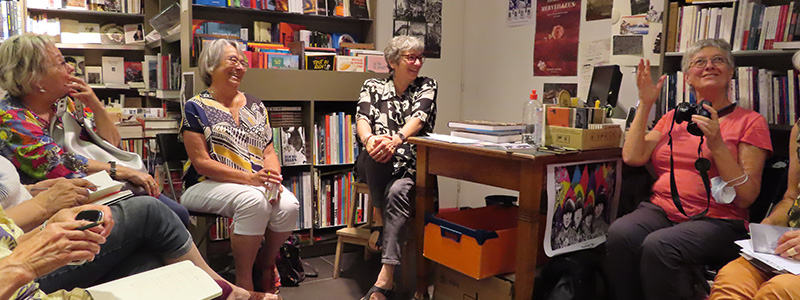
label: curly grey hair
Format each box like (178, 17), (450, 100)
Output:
(680, 39), (735, 73)
(198, 39), (246, 87)
(383, 35), (425, 69)
(0, 33), (56, 97)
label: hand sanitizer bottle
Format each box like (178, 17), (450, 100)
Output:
(523, 89), (543, 148)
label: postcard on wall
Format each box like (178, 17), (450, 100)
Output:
(586, 0), (612, 21)
(544, 159), (622, 257)
(508, 0), (533, 27)
(619, 15), (649, 35)
(612, 35), (643, 55)
(533, 0), (580, 76)
(645, 0), (664, 23)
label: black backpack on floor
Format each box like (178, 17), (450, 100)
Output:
(275, 234), (317, 286)
(533, 249), (609, 300)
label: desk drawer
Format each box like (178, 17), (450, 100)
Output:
(423, 206), (518, 280)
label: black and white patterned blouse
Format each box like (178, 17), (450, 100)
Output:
(356, 76), (437, 179)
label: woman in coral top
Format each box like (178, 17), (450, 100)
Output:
(606, 39), (772, 300)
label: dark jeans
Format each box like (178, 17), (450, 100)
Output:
(36, 196), (193, 293)
(605, 202), (748, 300)
(157, 193), (190, 227)
(356, 151), (415, 265)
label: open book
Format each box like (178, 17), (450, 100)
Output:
(86, 260), (222, 300)
(83, 171), (133, 205)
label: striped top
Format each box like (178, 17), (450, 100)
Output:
(181, 91), (273, 188)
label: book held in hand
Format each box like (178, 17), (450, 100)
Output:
(83, 171), (133, 206)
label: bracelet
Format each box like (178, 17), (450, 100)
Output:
(396, 132), (407, 142)
(40, 220), (48, 231)
(363, 134), (374, 144)
(108, 161), (117, 180)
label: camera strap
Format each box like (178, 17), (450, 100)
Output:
(668, 112), (711, 220)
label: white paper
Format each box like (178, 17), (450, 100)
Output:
(578, 38), (611, 101)
(87, 261), (222, 300)
(736, 239), (800, 275)
(750, 223), (798, 254)
(83, 171), (124, 202)
(427, 133), (481, 144)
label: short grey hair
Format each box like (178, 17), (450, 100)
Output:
(198, 39), (246, 87)
(383, 35), (425, 67)
(681, 39), (734, 73)
(0, 33), (56, 97)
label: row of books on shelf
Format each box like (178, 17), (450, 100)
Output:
(0, 0), (23, 41)
(193, 19), (358, 48)
(27, 16), (145, 45)
(209, 217), (233, 241)
(28, 0), (142, 14)
(116, 117), (180, 139)
(54, 53), (175, 90)
(282, 171), (313, 230)
(267, 106), (302, 127)
(314, 170), (367, 228)
(666, 0), (800, 52)
(662, 69), (799, 125)
(313, 112), (358, 165)
(194, 0), (369, 19)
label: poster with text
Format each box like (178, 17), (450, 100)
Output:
(534, 0), (580, 76)
(544, 159), (622, 257)
(393, 0), (442, 58)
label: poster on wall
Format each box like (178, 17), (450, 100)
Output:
(533, 0), (580, 76)
(508, 0), (533, 27)
(393, 0), (442, 58)
(586, 0), (613, 21)
(544, 159), (622, 257)
(610, 0), (662, 66)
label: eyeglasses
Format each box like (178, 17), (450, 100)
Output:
(226, 56), (248, 69)
(50, 56), (69, 70)
(401, 54), (425, 64)
(689, 56), (728, 69)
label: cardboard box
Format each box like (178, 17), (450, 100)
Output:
(545, 125), (621, 150)
(433, 264), (514, 300)
(423, 206), (517, 280)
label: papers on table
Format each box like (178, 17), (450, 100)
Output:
(427, 133), (481, 144)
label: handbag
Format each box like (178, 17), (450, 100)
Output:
(49, 98), (148, 174)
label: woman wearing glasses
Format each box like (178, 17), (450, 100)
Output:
(0, 33), (188, 225)
(607, 39), (771, 300)
(180, 39), (298, 295)
(355, 35), (437, 300)
(707, 52), (800, 300)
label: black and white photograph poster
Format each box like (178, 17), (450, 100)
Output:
(508, 0), (533, 27)
(393, 0), (442, 58)
(544, 159), (622, 257)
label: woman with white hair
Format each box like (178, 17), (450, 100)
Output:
(0, 33), (189, 225)
(180, 38), (299, 294)
(707, 51), (800, 300)
(354, 35), (437, 300)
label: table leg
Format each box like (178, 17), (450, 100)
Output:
(515, 161), (544, 300)
(415, 145), (436, 299)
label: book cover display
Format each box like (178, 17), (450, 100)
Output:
(305, 53), (334, 70)
(124, 62), (145, 88)
(281, 126), (307, 165)
(533, 0), (580, 76)
(124, 24), (145, 44)
(101, 56), (125, 85)
(268, 54), (299, 69)
(86, 66), (103, 84)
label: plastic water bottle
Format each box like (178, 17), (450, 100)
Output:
(522, 89), (543, 148)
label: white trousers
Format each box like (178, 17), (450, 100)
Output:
(181, 180), (299, 235)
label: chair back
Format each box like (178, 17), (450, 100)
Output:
(156, 133), (188, 163)
(750, 156), (790, 223)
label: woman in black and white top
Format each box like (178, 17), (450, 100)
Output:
(354, 35), (437, 300)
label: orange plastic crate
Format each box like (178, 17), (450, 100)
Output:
(423, 205), (518, 280)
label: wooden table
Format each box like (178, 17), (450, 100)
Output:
(410, 137), (621, 300)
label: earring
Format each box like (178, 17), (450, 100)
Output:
(38, 86), (45, 93)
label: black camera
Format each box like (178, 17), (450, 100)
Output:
(674, 100), (711, 136)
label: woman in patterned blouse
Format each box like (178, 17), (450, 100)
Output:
(708, 53), (800, 299)
(0, 33), (189, 225)
(180, 39), (299, 294)
(355, 35), (437, 300)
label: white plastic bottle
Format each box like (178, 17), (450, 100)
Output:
(522, 89), (543, 148)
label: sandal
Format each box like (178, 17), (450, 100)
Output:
(247, 291), (282, 300)
(361, 285), (394, 300)
(368, 226), (383, 252)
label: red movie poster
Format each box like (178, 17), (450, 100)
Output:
(534, 0), (580, 76)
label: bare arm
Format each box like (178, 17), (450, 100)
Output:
(763, 124), (799, 225)
(5, 179), (93, 232)
(68, 75), (120, 146)
(623, 59), (666, 166)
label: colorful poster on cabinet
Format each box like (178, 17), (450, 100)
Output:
(533, 0), (580, 76)
(393, 0), (442, 58)
(544, 159), (622, 257)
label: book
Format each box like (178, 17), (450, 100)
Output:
(86, 66), (103, 85)
(86, 261), (222, 300)
(124, 62), (144, 88)
(450, 130), (522, 143)
(83, 171), (134, 205)
(102, 56), (125, 85)
(124, 23), (145, 44)
(335, 55), (365, 72)
(144, 55), (158, 90)
(446, 120), (525, 132)
(348, 0), (368, 18)
(305, 52), (335, 71)
(773, 40), (800, 49)
(267, 54), (299, 69)
(546, 106), (571, 127)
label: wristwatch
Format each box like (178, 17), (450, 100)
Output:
(108, 161), (117, 180)
(396, 132), (407, 142)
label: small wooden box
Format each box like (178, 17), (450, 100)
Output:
(545, 126), (621, 150)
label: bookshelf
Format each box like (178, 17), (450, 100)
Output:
(175, 0), (379, 241)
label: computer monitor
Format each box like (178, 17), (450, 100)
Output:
(587, 65), (623, 109)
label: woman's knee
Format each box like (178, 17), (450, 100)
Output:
(754, 274), (800, 299)
(268, 190), (300, 232)
(606, 217), (636, 249)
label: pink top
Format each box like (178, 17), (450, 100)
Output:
(650, 107), (772, 223)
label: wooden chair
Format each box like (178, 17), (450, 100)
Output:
(333, 182), (373, 279)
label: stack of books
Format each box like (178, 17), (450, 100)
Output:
(447, 120), (525, 143)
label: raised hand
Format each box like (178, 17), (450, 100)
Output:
(636, 59), (667, 108)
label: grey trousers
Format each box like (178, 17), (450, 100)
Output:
(356, 151), (415, 265)
(605, 202), (747, 300)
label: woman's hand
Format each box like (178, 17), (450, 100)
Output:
(48, 205), (115, 237)
(692, 104), (724, 150)
(775, 230), (800, 260)
(66, 75), (103, 109)
(8, 220), (106, 279)
(367, 135), (395, 163)
(29, 178), (95, 197)
(34, 179), (97, 215)
(636, 59), (667, 108)
(116, 166), (160, 197)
